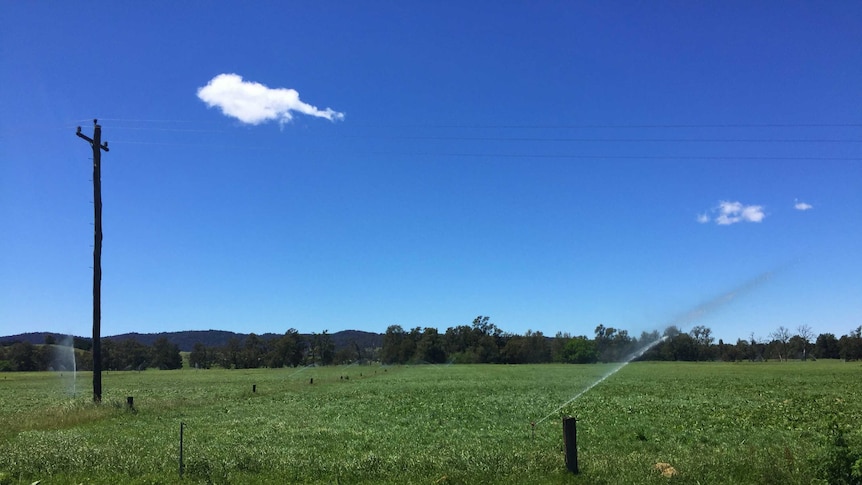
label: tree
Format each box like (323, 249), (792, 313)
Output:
(796, 324), (815, 360)
(474, 334), (500, 363)
(309, 331), (335, 366)
(501, 336), (529, 364)
(403, 327), (422, 362)
(612, 329), (634, 360)
(788, 335), (807, 359)
(561, 337), (597, 364)
(591, 324), (635, 362)
(838, 326), (862, 361)
(77, 349), (93, 371)
(639, 330), (661, 345)
(524, 330), (551, 363)
(287, 331), (306, 367)
(221, 337), (242, 369)
(500, 331), (549, 364)
(241, 333), (267, 368)
(551, 332), (572, 363)
(667, 333), (698, 361)
(266, 329), (303, 368)
(151, 337), (182, 370)
(416, 328), (447, 364)
(748, 333), (767, 361)
(814, 333), (840, 359)
(381, 325), (407, 364)
(189, 342), (212, 369)
(444, 325), (477, 362)
(717, 339), (741, 362)
(770, 326), (792, 361)
(73, 336), (92, 351)
(101, 339), (118, 370)
(594, 324), (617, 362)
(107, 339), (150, 370)
(334, 344), (358, 365)
(9, 342), (37, 371)
(716, 339), (739, 362)
(690, 325), (715, 361)
(472, 316), (494, 336)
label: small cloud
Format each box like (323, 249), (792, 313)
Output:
(794, 200), (813, 211)
(740, 204), (765, 223)
(699, 200), (766, 225)
(197, 73), (344, 125)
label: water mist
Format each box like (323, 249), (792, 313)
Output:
(533, 268), (779, 426)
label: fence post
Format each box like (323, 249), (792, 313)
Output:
(179, 422), (185, 478)
(562, 416), (579, 474)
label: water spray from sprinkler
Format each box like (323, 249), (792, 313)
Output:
(533, 335), (668, 426)
(531, 267), (783, 428)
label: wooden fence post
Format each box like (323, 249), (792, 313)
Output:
(179, 422), (185, 478)
(562, 416), (579, 474)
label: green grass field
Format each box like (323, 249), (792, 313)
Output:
(1, 361), (860, 484)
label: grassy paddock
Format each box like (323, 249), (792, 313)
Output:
(1, 361), (860, 484)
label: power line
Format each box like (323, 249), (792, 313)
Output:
(67, 119), (862, 129)
(107, 126), (224, 133)
(369, 152), (862, 161)
(70, 118), (196, 123)
(340, 135), (862, 143)
(345, 122), (862, 129)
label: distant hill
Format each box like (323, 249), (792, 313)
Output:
(0, 329), (383, 352)
(0, 332), (59, 346)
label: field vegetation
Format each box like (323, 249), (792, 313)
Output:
(1, 361), (861, 484)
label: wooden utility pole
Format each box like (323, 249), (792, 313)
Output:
(76, 119), (109, 403)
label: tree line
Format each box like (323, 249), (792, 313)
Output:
(379, 318), (862, 365)
(0, 335), (182, 372)
(187, 329), (337, 369)
(2, 319), (861, 372)
(0, 329), (365, 372)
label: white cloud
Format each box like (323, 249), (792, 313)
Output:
(794, 200), (813, 211)
(740, 204), (766, 223)
(700, 200), (766, 225)
(197, 73), (344, 125)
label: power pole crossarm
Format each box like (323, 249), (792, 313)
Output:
(77, 125), (109, 151)
(76, 119), (109, 403)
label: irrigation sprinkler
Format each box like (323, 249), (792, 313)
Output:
(530, 421), (536, 440)
(253, 384), (256, 393)
(562, 416), (579, 474)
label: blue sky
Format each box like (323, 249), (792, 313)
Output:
(1, 2), (860, 342)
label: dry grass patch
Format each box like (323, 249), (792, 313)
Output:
(654, 462), (678, 478)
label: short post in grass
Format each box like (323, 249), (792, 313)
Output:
(126, 396), (134, 410)
(562, 416), (579, 474)
(253, 384), (256, 393)
(179, 422), (185, 478)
